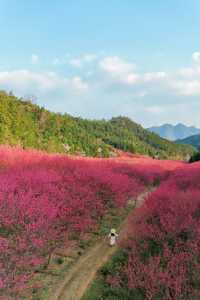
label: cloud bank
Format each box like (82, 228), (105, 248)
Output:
(1, 52), (200, 126)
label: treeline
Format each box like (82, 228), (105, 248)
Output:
(189, 152), (200, 162)
(0, 91), (196, 159)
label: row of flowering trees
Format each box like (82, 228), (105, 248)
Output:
(0, 146), (174, 299)
(0, 146), (185, 299)
(106, 162), (200, 299)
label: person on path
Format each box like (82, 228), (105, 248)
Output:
(108, 228), (118, 246)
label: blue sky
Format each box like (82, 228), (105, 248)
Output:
(1, 0), (200, 126)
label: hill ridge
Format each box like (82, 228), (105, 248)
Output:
(0, 91), (195, 159)
(177, 133), (200, 150)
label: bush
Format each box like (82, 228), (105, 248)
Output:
(189, 151), (200, 163)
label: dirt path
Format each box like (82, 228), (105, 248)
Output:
(48, 189), (151, 300)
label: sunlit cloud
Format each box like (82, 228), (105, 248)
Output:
(0, 70), (89, 97)
(2, 52), (200, 126)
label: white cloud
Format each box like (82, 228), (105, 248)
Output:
(31, 54), (39, 65)
(99, 56), (141, 86)
(145, 106), (164, 114)
(171, 79), (200, 96)
(69, 76), (89, 91)
(98, 56), (168, 88)
(83, 54), (97, 62)
(3, 52), (200, 126)
(0, 70), (54, 92)
(99, 56), (134, 76)
(126, 73), (140, 84)
(192, 52), (200, 62)
(143, 72), (166, 82)
(26, 52), (200, 101)
(0, 70), (89, 97)
(97, 53), (200, 97)
(179, 66), (200, 77)
(179, 67), (197, 77)
(11, 53), (200, 100)
(69, 53), (97, 68)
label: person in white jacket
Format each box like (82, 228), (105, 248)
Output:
(108, 228), (118, 246)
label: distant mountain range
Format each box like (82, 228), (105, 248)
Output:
(148, 123), (200, 141)
(177, 134), (200, 150)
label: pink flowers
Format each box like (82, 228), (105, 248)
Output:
(113, 163), (200, 300)
(0, 147), (140, 298)
(0, 146), (188, 299)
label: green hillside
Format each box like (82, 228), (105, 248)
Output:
(0, 91), (196, 159)
(177, 134), (200, 150)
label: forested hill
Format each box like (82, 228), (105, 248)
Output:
(0, 91), (196, 159)
(177, 134), (200, 150)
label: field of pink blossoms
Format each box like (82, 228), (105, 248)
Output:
(106, 161), (200, 299)
(0, 146), (190, 299)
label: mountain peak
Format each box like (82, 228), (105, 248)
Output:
(148, 123), (200, 141)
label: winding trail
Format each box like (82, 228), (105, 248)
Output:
(48, 189), (152, 300)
